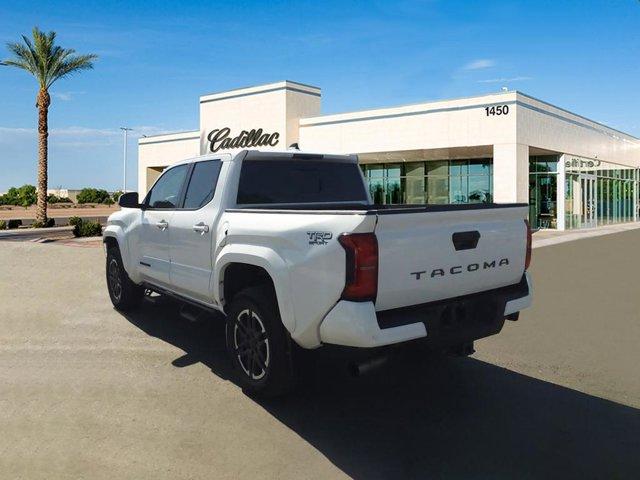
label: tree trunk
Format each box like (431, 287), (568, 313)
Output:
(36, 89), (50, 224)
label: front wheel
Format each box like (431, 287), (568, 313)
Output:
(225, 286), (294, 397)
(106, 245), (144, 311)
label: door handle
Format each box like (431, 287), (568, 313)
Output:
(193, 222), (209, 234)
(156, 220), (168, 230)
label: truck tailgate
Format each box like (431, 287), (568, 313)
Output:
(374, 205), (528, 311)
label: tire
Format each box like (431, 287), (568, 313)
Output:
(225, 286), (294, 397)
(106, 244), (144, 311)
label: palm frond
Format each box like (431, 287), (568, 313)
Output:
(3, 26), (97, 90)
(47, 53), (97, 88)
(20, 33), (44, 85)
(5, 42), (38, 75)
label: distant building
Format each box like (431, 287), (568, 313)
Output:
(47, 188), (82, 203)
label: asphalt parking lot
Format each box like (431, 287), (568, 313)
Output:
(1, 232), (639, 479)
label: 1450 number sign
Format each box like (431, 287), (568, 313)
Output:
(485, 105), (509, 116)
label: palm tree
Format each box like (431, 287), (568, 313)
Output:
(2, 27), (97, 224)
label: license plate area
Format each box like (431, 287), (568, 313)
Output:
(438, 297), (501, 331)
(376, 275), (529, 343)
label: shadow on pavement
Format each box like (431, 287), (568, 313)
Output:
(122, 298), (640, 480)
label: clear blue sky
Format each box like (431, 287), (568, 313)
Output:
(1, 0), (639, 192)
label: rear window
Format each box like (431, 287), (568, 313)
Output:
(236, 159), (369, 205)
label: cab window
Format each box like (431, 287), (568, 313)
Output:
(183, 160), (222, 209)
(146, 164), (188, 209)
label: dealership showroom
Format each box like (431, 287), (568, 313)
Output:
(138, 80), (639, 231)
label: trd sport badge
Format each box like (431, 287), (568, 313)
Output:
(307, 231), (333, 245)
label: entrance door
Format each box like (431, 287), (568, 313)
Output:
(580, 174), (597, 228)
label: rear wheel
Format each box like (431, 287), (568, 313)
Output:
(106, 245), (144, 311)
(225, 286), (294, 397)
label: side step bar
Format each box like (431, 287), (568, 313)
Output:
(140, 282), (223, 315)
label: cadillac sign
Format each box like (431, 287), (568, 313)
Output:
(208, 127), (280, 153)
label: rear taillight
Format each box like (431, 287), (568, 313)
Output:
(338, 233), (378, 302)
(524, 219), (532, 270)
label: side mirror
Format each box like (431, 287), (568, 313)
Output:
(118, 192), (141, 208)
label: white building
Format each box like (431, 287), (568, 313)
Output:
(139, 81), (640, 230)
(46, 188), (82, 203)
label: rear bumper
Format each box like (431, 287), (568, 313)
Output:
(319, 272), (532, 348)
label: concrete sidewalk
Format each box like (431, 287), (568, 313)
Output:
(533, 221), (640, 248)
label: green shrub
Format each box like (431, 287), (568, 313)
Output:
(0, 220), (6, 230)
(70, 218), (102, 237)
(33, 218), (55, 228)
(0, 185), (37, 207)
(7, 219), (22, 229)
(77, 220), (102, 237)
(102, 197), (114, 206)
(76, 188), (110, 204)
(69, 216), (83, 236)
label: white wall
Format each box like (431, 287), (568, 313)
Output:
(138, 132), (199, 194)
(493, 143), (529, 203)
(516, 93), (640, 167)
(198, 81), (321, 155)
(299, 92), (518, 154)
(299, 91), (639, 170)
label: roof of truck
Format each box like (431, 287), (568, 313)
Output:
(166, 150), (358, 168)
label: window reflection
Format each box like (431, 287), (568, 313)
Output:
(529, 156), (559, 229)
(565, 159), (638, 229)
(360, 159), (493, 205)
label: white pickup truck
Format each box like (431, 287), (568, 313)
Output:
(104, 150), (532, 396)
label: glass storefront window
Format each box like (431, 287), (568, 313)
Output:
(361, 158), (493, 206)
(427, 175), (449, 204)
(404, 163), (426, 204)
(427, 160), (449, 176)
(468, 174), (491, 203)
(469, 159), (490, 175)
(531, 158), (558, 173)
(363, 164), (385, 204)
(529, 156), (559, 229)
(449, 175), (466, 204)
(449, 160), (468, 176)
(384, 164), (402, 205)
(565, 175), (576, 229)
(563, 157), (639, 229)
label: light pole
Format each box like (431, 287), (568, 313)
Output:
(120, 127), (133, 192)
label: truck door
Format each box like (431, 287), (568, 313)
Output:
(168, 160), (223, 303)
(138, 164), (189, 287)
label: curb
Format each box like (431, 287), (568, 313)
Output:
(0, 226), (74, 238)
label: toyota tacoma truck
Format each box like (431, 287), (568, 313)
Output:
(104, 150), (532, 396)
